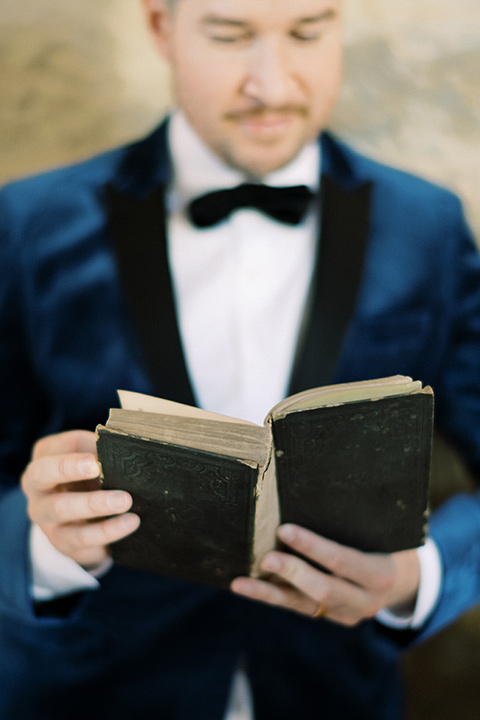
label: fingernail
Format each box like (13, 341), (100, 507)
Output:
(107, 491), (130, 512)
(261, 554), (282, 572)
(230, 577), (254, 595)
(278, 524), (297, 543)
(119, 513), (141, 532)
(79, 456), (99, 477)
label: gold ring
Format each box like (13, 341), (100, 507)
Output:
(312, 603), (329, 619)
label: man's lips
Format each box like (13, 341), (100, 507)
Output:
(225, 108), (307, 136)
(239, 114), (295, 133)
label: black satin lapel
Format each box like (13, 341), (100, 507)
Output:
(105, 184), (196, 406)
(288, 175), (372, 394)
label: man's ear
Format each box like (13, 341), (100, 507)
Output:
(141, 0), (174, 60)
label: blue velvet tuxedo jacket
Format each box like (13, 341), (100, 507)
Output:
(1, 122), (480, 720)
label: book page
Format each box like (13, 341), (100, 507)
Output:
(250, 455), (279, 576)
(269, 376), (422, 419)
(106, 409), (270, 466)
(118, 390), (258, 427)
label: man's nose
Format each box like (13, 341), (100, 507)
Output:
(242, 39), (297, 107)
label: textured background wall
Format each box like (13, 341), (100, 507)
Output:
(1, 0), (479, 237)
(1, 2), (479, 718)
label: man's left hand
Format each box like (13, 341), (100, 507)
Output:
(231, 524), (420, 626)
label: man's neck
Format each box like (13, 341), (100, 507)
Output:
(168, 110), (321, 205)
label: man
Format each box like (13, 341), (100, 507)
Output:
(1, 0), (480, 718)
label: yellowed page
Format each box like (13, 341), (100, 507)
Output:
(118, 389), (257, 426)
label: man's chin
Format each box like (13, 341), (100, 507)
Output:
(219, 141), (307, 178)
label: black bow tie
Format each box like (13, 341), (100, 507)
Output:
(187, 183), (314, 228)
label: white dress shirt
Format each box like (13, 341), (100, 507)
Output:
(30, 110), (442, 719)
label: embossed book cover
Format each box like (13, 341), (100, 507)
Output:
(96, 375), (433, 588)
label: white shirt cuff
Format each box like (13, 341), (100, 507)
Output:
(29, 523), (112, 601)
(376, 537), (442, 629)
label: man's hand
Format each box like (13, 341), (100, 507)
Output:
(231, 524), (420, 626)
(21, 430), (140, 571)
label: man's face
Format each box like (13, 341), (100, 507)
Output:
(144, 0), (343, 177)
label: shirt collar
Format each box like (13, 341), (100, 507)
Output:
(168, 110), (321, 207)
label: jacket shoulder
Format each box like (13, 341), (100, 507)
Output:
(0, 121), (169, 221)
(322, 131), (460, 208)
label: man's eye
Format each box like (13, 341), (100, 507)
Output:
(291, 30), (322, 42)
(208, 32), (251, 44)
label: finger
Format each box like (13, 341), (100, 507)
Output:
(277, 524), (392, 589)
(231, 576), (317, 617)
(261, 547), (391, 624)
(261, 550), (367, 616)
(31, 488), (133, 525)
(232, 564), (374, 625)
(22, 452), (100, 496)
(46, 512), (141, 560)
(32, 430), (97, 461)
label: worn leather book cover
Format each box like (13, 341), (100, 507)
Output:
(272, 391), (433, 553)
(97, 430), (270, 588)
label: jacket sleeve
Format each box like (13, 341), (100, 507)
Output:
(0, 185), (52, 617)
(417, 197), (480, 640)
(420, 491), (480, 639)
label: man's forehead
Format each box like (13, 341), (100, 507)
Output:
(176, 0), (342, 23)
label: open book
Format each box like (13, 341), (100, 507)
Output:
(96, 375), (433, 588)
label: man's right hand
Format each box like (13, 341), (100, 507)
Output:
(21, 430), (140, 572)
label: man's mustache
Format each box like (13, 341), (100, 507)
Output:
(225, 106), (308, 120)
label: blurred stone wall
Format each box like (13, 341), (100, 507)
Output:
(1, 2), (480, 718)
(335, 0), (480, 238)
(1, 0), (478, 238)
